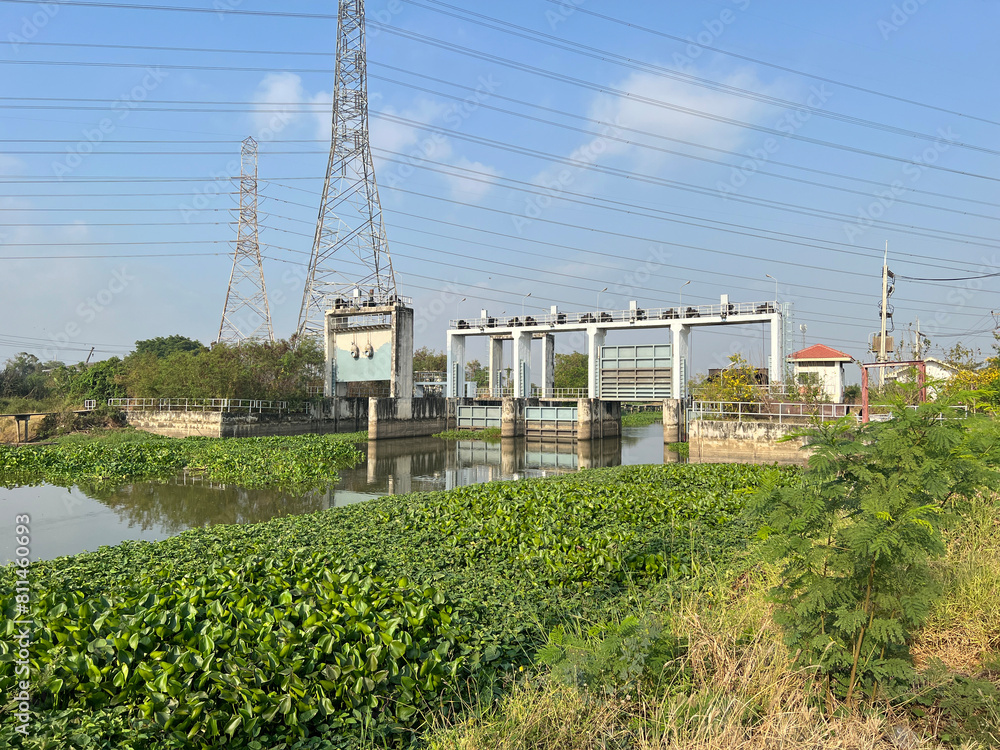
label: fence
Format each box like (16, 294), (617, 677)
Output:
(690, 401), (852, 424)
(450, 301), (778, 330)
(107, 398), (295, 414)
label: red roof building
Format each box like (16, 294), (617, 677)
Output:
(789, 344), (853, 362)
(787, 345), (855, 401)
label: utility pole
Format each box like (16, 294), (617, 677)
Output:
(877, 242), (895, 363)
(297, 0), (397, 339)
(218, 136), (274, 344)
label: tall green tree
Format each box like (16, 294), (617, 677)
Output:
(133, 335), (207, 359)
(554, 351), (588, 391)
(754, 395), (1000, 707)
(412, 347), (447, 374)
(121, 339), (323, 400)
(69, 358), (126, 402)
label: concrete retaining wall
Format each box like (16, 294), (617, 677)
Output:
(123, 410), (225, 438)
(689, 419), (811, 465)
(368, 397), (448, 440)
(121, 397), (370, 439)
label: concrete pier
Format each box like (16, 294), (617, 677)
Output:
(501, 397), (528, 438)
(577, 399), (621, 440)
(663, 398), (684, 444)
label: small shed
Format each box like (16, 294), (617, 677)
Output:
(788, 344), (853, 401)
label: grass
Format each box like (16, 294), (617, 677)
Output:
(622, 410), (662, 427)
(425, 564), (912, 750)
(49, 427), (175, 446)
(433, 428), (502, 442)
(913, 490), (1000, 671)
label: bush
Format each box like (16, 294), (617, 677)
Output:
(753, 399), (1000, 706)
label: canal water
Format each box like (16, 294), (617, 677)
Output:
(1, 424), (677, 562)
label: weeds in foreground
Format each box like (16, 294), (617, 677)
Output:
(427, 581), (936, 750)
(914, 490), (1000, 671)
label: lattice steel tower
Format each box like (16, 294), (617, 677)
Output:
(297, 0), (397, 339)
(218, 136), (274, 344)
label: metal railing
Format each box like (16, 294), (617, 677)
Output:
(534, 387), (588, 399)
(476, 387), (514, 399)
(450, 301), (779, 330)
(415, 371), (447, 383)
(472, 387), (589, 399)
(108, 398), (293, 414)
(690, 400), (852, 424)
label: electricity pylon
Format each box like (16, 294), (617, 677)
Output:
(297, 0), (397, 339)
(218, 136), (274, 344)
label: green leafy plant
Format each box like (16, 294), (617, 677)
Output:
(1, 558), (467, 747)
(0, 433), (365, 491)
(537, 617), (689, 696)
(753, 398), (1000, 707)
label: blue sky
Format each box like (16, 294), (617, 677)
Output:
(1, 0), (999, 377)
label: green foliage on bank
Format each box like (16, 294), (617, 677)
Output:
(0, 432), (366, 491)
(621, 410), (662, 427)
(0, 336), (325, 415)
(0, 463), (794, 748)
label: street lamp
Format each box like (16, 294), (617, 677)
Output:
(765, 274), (778, 302)
(521, 292), (531, 319)
(596, 286), (608, 312)
(679, 281), (691, 309)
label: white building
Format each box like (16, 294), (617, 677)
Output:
(788, 344), (854, 402)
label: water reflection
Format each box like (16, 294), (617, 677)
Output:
(1, 425), (667, 561)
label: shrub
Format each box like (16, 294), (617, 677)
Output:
(753, 399), (1000, 706)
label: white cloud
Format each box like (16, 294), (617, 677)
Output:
(587, 68), (793, 168)
(249, 72), (331, 141)
(0, 154), (25, 175)
(445, 157), (499, 202)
